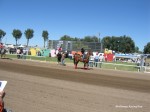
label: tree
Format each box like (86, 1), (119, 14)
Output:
(42, 30), (49, 48)
(135, 46), (139, 53)
(83, 36), (99, 42)
(0, 29), (6, 43)
(143, 42), (150, 54)
(24, 29), (34, 47)
(12, 29), (22, 46)
(102, 35), (136, 53)
(123, 36), (135, 53)
(91, 36), (99, 42)
(74, 37), (80, 41)
(60, 35), (74, 41)
(83, 36), (92, 42)
(102, 36), (112, 49)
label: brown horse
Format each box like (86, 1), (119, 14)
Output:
(73, 51), (92, 69)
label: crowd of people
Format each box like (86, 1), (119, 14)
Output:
(88, 52), (104, 67)
(16, 48), (27, 59)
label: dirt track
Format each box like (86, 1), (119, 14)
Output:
(0, 59), (150, 112)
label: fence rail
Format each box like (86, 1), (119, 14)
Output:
(89, 61), (140, 72)
(7, 54), (47, 61)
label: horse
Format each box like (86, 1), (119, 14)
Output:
(73, 51), (92, 69)
(0, 48), (7, 58)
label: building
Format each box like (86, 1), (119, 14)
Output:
(48, 40), (102, 52)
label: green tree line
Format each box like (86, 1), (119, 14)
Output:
(0, 29), (150, 53)
(60, 35), (100, 42)
(102, 35), (136, 53)
(60, 35), (138, 53)
(60, 35), (149, 53)
(143, 42), (150, 54)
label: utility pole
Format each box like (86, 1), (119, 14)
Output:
(5, 37), (7, 45)
(99, 33), (103, 53)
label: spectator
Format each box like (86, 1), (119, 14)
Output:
(99, 54), (104, 62)
(61, 52), (66, 65)
(16, 48), (20, 59)
(68, 52), (72, 60)
(23, 48), (27, 59)
(89, 55), (94, 67)
(20, 48), (23, 59)
(94, 52), (99, 67)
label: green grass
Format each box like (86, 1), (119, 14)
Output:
(95, 62), (138, 72)
(6, 54), (74, 63)
(146, 58), (150, 63)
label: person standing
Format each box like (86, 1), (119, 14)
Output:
(61, 52), (66, 65)
(89, 55), (94, 67)
(99, 54), (104, 62)
(99, 54), (104, 68)
(16, 48), (20, 59)
(94, 52), (99, 67)
(23, 48), (27, 59)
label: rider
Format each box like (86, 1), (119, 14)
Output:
(0, 43), (4, 54)
(81, 48), (85, 59)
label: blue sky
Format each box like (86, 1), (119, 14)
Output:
(0, 0), (150, 51)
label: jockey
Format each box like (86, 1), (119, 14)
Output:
(81, 48), (85, 59)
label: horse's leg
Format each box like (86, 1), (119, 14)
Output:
(86, 62), (89, 69)
(84, 62), (86, 69)
(75, 61), (79, 69)
(84, 61), (89, 69)
(75, 62), (77, 69)
(73, 58), (77, 69)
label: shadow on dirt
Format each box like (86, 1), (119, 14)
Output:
(77, 67), (93, 70)
(0, 58), (12, 60)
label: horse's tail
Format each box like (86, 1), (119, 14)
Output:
(73, 55), (75, 65)
(73, 54), (77, 65)
(73, 54), (78, 69)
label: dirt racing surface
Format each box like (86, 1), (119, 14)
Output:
(0, 59), (150, 112)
